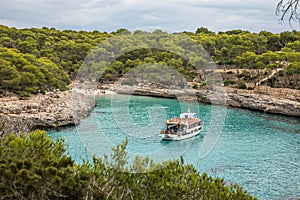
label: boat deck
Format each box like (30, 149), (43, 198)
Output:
(167, 117), (200, 125)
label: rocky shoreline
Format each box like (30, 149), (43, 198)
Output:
(115, 85), (300, 117)
(0, 84), (298, 135)
(0, 90), (96, 131)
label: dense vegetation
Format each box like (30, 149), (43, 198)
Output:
(1, 25), (298, 199)
(0, 47), (71, 98)
(0, 25), (300, 97)
(0, 25), (109, 97)
(0, 130), (257, 199)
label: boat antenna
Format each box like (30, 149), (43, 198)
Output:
(188, 107), (190, 113)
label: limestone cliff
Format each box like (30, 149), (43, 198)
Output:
(116, 85), (300, 117)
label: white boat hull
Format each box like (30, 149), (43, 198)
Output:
(161, 125), (203, 141)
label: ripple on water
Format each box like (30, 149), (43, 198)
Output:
(49, 94), (300, 200)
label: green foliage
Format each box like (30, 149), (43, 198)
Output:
(0, 130), (83, 199)
(238, 70), (251, 79)
(0, 132), (258, 200)
(237, 82), (247, 89)
(231, 48), (300, 89)
(0, 47), (70, 96)
(1, 25), (300, 91)
(224, 80), (235, 86)
(121, 77), (138, 86)
(195, 27), (215, 35)
(0, 25), (109, 80)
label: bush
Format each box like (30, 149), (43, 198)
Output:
(121, 77), (138, 86)
(224, 80), (235, 86)
(0, 47), (71, 96)
(0, 131), (85, 199)
(0, 131), (258, 200)
(237, 82), (247, 89)
(248, 75), (258, 81)
(238, 70), (251, 80)
(199, 82), (207, 88)
(17, 91), (30, 99)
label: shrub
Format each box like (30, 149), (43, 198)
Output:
(237, 82), (247, 89)
(0, 131), (257, 200)
(121, 77), (138, 86)
(224, 80), (235, 86)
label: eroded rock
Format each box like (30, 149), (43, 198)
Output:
(0, 91), (96, 129)
(116, 85), (300, 117)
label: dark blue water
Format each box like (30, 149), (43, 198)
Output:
(49, 94), (300, 200)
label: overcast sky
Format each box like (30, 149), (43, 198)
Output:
(0, 0), (296, 33)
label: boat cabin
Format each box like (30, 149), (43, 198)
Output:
(163, 111), (201, 135)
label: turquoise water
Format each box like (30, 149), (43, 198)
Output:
(49, 94), (300, 200)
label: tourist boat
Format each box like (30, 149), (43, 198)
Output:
(160, 109), (204, 141)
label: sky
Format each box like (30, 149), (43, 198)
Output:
(0, 0), (297, 33)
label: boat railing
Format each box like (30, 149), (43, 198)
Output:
(160, 129), (185, 135)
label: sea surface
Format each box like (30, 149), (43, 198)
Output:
(49, 94), (300, 200)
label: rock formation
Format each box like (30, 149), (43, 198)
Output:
(116, 85), (300, 117)
(0, 90), (96, 130)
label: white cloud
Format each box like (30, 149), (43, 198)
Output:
(0, 0), (295, 32)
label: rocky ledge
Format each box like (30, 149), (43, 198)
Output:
(116, 85), (300, 117)
(0, 90), (96, 129)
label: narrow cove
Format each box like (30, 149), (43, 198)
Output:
(49, 94), (300, 200)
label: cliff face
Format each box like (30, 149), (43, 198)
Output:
(1, 84), (297, 134)
(116, 85), (300, 117)
(197, 88), (300, 117)
(0, 90), (96, 129)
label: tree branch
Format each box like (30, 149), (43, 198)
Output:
(276, 0), (300, 26)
